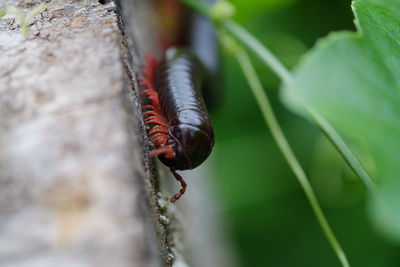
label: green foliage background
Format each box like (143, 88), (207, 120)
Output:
(210, 0), (400, 266)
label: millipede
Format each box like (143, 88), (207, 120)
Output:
(139, 47), (215, 203)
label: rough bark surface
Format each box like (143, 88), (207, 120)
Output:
(0, 1), (161, 266)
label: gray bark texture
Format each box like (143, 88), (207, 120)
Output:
(0, 0), (161, 266)
(0, 0), (235, 266)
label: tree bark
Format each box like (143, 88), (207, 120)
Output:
(0, 0), (162, 266)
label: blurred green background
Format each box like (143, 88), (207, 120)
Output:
(210, 0), (400, 266)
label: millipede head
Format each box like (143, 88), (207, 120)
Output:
(156, 124), (214, 170)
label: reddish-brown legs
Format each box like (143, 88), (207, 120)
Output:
(170, 168), (187, 203)
(139, 55), (170, 150)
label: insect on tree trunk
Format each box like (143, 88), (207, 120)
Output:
(0, 0), (235, 267)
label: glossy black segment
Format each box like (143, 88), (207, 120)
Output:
(154, 47), (215, 170)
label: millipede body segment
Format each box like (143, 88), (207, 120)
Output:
(139, 47), (215, 202)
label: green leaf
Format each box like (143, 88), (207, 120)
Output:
(283, 0), (400, 240)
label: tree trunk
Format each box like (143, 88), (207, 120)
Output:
(0, 0), (162, 266)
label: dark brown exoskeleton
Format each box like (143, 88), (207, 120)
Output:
(139, 47), (215, 202)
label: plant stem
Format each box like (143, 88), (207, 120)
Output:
(181, 0), (292, 85)
(307, 107), (377, 195)
(222, 20), (292, 86)
(233, 47), (350, 267)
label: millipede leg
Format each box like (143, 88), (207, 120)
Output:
(139, 56), (170, 151)
(170, 168), (187, 203)
(149, 145), (174, 158)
